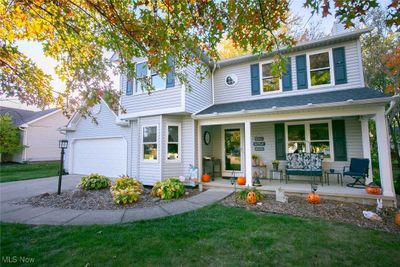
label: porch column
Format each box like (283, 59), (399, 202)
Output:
(197, 123), (203, 191)
(245, 121), (252, 186)
(374, 107), (395, 197)
(360, 116), (373, 184)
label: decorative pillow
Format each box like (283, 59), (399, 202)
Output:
(286, 153), (304, 169)
(303, 153), (312, 169)
(309, 153), (323, 170)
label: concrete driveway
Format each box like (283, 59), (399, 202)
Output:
(0, 175), (232, 225)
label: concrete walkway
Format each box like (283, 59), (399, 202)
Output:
(0, 175), (232, 225)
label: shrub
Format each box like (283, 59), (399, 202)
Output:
(236, 188), (263, 201)
(110, 176), (143, 204)
(78, 173), (110, 190)
(111, 187), (140, 204)
(151, 178), (185, 200)
(112, 176), (143, 193)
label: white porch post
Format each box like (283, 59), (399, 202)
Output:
(244, 121), (252, 186)
(197, 123), (203, 191)
(360, 117), (373, 184)
(374, 107), (395, 197)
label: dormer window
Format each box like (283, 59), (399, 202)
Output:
(308, 50), (333, 87)
(261, 62), (280, 93)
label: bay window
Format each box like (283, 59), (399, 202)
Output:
(286, 121), (333, 159)
(308, 51), (332, 87)
(261, 62), (280, 93)
(143, 126), (157, 160)
(167, 125), (180, 161)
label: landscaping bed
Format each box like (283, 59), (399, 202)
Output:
(221, 193), (400, 233)
(17, 187), (202, 210)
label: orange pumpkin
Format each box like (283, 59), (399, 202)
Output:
(247, 191), (257, 205)
(395, 212), (400, 226)
(307, 192), (321, 204)
(202, 173), (211, 183)
(365, 185), (381, 195)
(237, 176), (246, 185)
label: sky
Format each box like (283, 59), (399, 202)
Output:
(1, 0), (392, 110)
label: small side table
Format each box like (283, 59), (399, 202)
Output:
(324, 171), (343, 186)
(270, 169), (284, 183)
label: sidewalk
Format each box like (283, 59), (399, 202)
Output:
(0, 175), (232, 225)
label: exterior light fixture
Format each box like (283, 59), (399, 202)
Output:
(57, 139), (68, 195)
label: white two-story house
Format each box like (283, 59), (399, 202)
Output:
(63, 28), (396, 205)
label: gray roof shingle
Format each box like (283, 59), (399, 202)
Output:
(196, 88), (389, 116)
(0, 107), (58, 126)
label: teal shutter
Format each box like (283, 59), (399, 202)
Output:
(332, 120), (347, 161)
(282, 58), (292, 91)
(166, 56), (175, 88)
(126, 77), (133, 95)
(275, 123), (286, 160)
(296, 55), (308, 89)
(250, 64), (260, 95)
(333, 47), (347, 84)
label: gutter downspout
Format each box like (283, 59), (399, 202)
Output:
(211, 62), (217, 105)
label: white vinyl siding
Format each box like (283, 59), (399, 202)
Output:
(65, 101), (133, 177)
(213, 40), (363, 104)
(185, 64), (213, 113)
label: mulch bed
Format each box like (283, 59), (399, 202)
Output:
(17, 187), (202, 210)
(221, 193), (400, 233)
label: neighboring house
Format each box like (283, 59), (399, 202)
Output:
(0, 106), (69, 162)
(62, 28), (396, 200)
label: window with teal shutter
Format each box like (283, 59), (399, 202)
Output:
(333, 47), (347, 84)
(250, 64), (260, 95)
(282, 58), (292, 91)
(332, 120), (347, 161)
(296, 55), (308, 89)
(275, 123), (286, 160)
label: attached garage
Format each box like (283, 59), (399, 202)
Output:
(71, 137), (127, 177)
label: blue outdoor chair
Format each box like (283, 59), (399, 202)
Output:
(343, 158), (369, 188)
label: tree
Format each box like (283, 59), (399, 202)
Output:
(0, 114), (24, 162)
(1, 0), (398, 117)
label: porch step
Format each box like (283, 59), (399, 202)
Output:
(203, 183), (397, 207)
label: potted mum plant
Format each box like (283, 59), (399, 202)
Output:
(252, 154), (259, 166)
(272, 160), (280, 171)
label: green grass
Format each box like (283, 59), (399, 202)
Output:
(1, 205), (399, 266)
(0, 162), (60, 183)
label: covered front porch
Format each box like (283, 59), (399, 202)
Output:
(195, 103), (396, 206)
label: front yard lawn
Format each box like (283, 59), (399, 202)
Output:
(1, 205), (399, 266)
(0, 162), (60, 183)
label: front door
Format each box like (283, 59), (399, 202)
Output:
(222, 126), (244, 177)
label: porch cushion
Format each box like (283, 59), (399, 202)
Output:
(286, 153), (304, 169)
(307, 153), (324, 170)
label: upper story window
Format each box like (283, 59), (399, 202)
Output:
(308, 51), (333, 87)
(143, 126), (158, 161)
(136, 62), (148, 93)
(261, 62), (280, 93)
(129, 61), (166, 94)
(167, 125), (180, 161)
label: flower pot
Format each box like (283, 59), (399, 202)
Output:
(272, 163), (279, 171)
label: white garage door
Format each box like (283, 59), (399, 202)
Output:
(72, 138), (127, 177)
